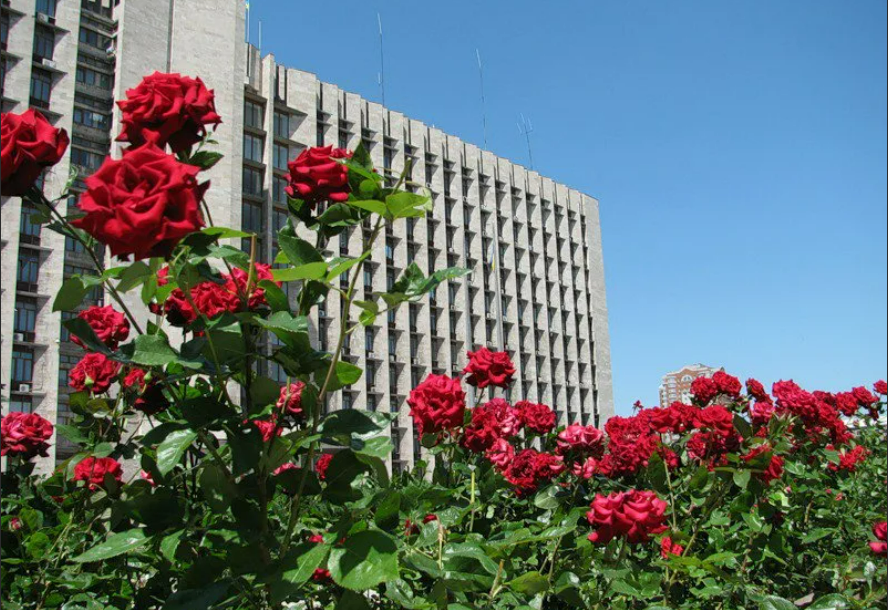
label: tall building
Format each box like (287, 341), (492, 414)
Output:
(659, 364), (721, 406)
(1, 0), (613, 473)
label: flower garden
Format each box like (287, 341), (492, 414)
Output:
(1, 73), (886, 610)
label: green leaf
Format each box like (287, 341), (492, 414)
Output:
(53, 277), (89, 312)
(386, 192), (432, 219)
(255, 311), (311, 350)
(335, 590), (372, 610)
(273, 262), (328, 282)
(199, 463), (237, 513)
(326, 254), (369, 282)
(268, 543), (329, 603)
(163, 582), (230, 610)
(322, 361), (363, 392)
(278, 225), (323, 266)
(348, 199), (388, 216)
(758, 597), (796, 610)
(323, 450), (370, 504)
(508, 571), (550, 595)
(329, 530), (399, 591)
(807, 595), (850, 610)
(160, 530), (185, 562)
(187, 150), (224, 171)
(115, 261), (153, 293)
(733, 468), (751, 490)
(62, 318), (112, 356)
(201, 226), (251, 239)
(156, 429), (198, 475)
(259, 279), (290, 313)
(126, 334), (179, 367)
(72, 528), (148, 562)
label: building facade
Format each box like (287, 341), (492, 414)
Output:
(1, 0), (613, 473)
(658, 364), (721, 406)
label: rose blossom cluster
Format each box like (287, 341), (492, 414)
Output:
(586, 490), (669, 545)
(1, 412), (54, 460)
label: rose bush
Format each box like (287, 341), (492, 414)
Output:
(1, 73), (886, 610)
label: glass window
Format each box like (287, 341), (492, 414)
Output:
(273, 111), (289, 139)
(78, 28), (111, 50)
(243, 133), (264, 163)
(19, 204), (42, 241)
(365, 328), (374, 351)
(59, 352), (78, 386)
(17, 251), (39, 285)
(73, 106), (110, 129)
(33, 26), (55, 60)
(36, 0), (57, 16)
(76, 66), (113, 89)
(272, 176), (288, 203)
(316, 123), (324, 146)
(30, 69), (52, 105)
(71, 147), (104, 172)
(242, 201), (263, 233)
(8, 396), (33, 413)
(272, 208), (288, 235)
(388, 335), (396, 354)
(1, 14), (10, 48)
(14, 299), (38, 334)
(244, 100), (264, 129)
(273, 143), (289, 171)
(242, 167), (264, 196)
(11, 349), (34, 383)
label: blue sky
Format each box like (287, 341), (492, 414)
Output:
(251, 1), (887, 414)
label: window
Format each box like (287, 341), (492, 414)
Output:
(19, 204), (42, 243)
(1, 14), (9, 49)
(273, 143), (289, 171)
(242, 201), (264, 233)
(316, 123), (324, 146)
(365, 328), (374, 352)
(33, 26), (55, 60)
(8, 397), (33, 413)
(385, 243), (394, 262)
(363, 267), (373, 291)
(342, 392), (352, 409)
(17, 251), (40, 286)
(272, 208), (288, 235)
(388, 335), (396, 355)
(272, 176), (288, 203)
(243, 167), (264, 196)
(244, 100), (264, 129)
(273, 111), (289, 139)
(30, 69), (52, 106)
(11, 349), (34, 383)
(59, 353), (78, 387)
(71, 147), (104, 172)
(243, 133), (264, 163)
(78, 28), (111, 51)
(76, 66), (113, 89)
(73, 107), (110, 129)
(60, 311), (77, 342)
(14, 298), (37, 335)
(36, 0), (57, 16)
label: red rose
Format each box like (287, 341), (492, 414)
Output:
(690, 376), (719, 405)
(687, 431), (741, 469)
(503, 449), (565, 494)
(746, 378), (771, 403)
(123, 368), (147, 390)
(9, 517), (23, 531)
(572, 457), (599, 479)
(72, 305), (130, 350)
(692, 405), (735, 438)
(852, 386), (878, 408)
(516, 401), (557, 435)
(660, 536), (684, 559)
(749, 401), (775, 426)
(485, 438), (514, 470)
(556, 424), (605, 458)
(871, 522), (888, 557)
(250, 418), (281, 443)
(712, 371), (742, 398)
(277, 382), (306, 418)
(1, 109), (69, 196)
(133, 383), (169, 415)
(407, 374), (466, 438)
(829, 445), (868, 472)
(1, 412), (53, 460)
(140, 470), (156, 486)
(73, 456), (123, 489)
(463, 347), (516, 389)
(71, 145), (208, 260)
(461, 398), (521, 451)
(69, 353), (121, 394)
(741, 444), (784, 483)
(647, 403), (698, 435)
(460, 419), (501, 453)
(316, 453), (334, 480)
(834, 392), (859, 417)
(285, 146), (352, 206)
(423, 514), (439, 524)
(116, 72), (221, 153)
(586, 490), (668, 545)
(273, 462), (298, 476)
(875, 380), (887, 396)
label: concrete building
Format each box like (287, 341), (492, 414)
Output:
(659, 364), (721, 406)
(1, 0), (613, 473)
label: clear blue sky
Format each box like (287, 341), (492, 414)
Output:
(250, 1), (887, 414)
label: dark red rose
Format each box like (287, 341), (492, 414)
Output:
(312, 568), (333, 583)
(71, 305), (130, 350)
(71, 145), (208, 260)
(687, 431), (741, 469)
(273, 462), (298, 476)
(73, 456), (123, 490)
(123, 368), (147, 390)
(692, 405), (735, 437)
(69, 353), (121, 394)
(749, 400), (775, 426)
(586, 490), (668, 545)
(9, 517), (23, 531)
(660, 536), (684, 559)
(556, 424), (605, 458)
(690, 376), (719, 405)
(316, 453), (334, 480)
(407, 374), (466, 438)
(116, 72), (221, 153)
(277, 382), (306, 418)
(503, 449), (565, 494)
(285, 145), (352, 206)
(463, 347), (516, 389)
(1, 109), (69, 196)
(875, 380), (887, 396)
(572, 457), (598, 479)
(647, 402), (697, 434)
(871, 522), (888, 557)
(485, 438), (514, 470)
(249, 418), (281, 443)
(1, 412), (53, 460)
(741, 444), (784, 483)
(746, 378), (771, 403)
(516, 401), (557, 435)
(461, 398), (521, 452)
(834, 392), (860, 417)
(423, 514), (439, 524)
(828, 445), (868, 472)
(712, 371), (742, 398)
(133, 383), (169, 415)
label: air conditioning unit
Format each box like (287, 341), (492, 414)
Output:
(41, 58), (56, 69)
(36, 12), (51, 23)
(411, 357), (421, 365)
(17, 383), (32, 393)
(13, 333), (25, 342)
(366, 351), (375, 360)
(388, 354), (396, 363)
(368, 383), (376, 392)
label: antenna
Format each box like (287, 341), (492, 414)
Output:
(258, 19), (262, 54)
(245, 0), (250, 44)
(377, 13), (386, 107)
(518, 113), (534, 170)
(476, 49), (488, 149)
